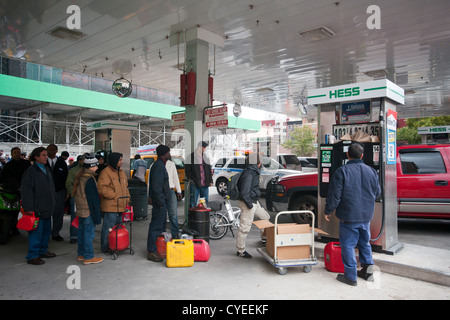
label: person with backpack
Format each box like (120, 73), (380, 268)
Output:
(235, 153), (270, 259)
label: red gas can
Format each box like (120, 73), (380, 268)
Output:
(324, 242), (345, 273)
(109, 225), (129, 251)
(193, 239), (211, 262)
(157, 236), (167, 258)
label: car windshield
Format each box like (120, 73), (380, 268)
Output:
(171, 156), (184, 169)
(262, 157), (284, 170)
(283, 155), (301, 165)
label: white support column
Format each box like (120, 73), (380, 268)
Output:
(38, 109), (42, 146)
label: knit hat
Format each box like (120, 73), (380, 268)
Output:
(198, 141), (208, 148)
(83, 156), (99, 168)
(156, 144), (170, 156)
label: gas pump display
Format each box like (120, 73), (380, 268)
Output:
(319, 141), (381, 198)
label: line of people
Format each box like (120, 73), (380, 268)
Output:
(0, 144), (129, 265)
(2, 141), (266, 267)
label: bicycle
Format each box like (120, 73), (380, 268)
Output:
(209, 196), (241, 240)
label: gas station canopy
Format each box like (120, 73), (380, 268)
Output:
(0, 0), (449, 120)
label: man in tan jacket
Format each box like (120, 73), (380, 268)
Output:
(98, 152), (130, 254)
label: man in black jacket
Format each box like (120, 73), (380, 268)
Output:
(185, 141), (213, 208)
(147, 145), (171, 262)
(236, 154), (270, 259)
(0, 147), (30, 243)
(21, 147), (57, 265)
(46, 144), (69, 241)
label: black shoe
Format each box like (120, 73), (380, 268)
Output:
(52, 235), (64, 242)
(261, 238), (267, 244)
(40, 252), (56, 259)
(357, 265), (374, 282)
(147, 252), (163, 262)
(102, 249), (115, 255)
(336, 274), (357, 286)
(27, 258), (45, 265)
(70, 239), (77, 244)
(237, 251), (252, 259)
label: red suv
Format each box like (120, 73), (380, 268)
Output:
(268, 144), (450, 224)
(397, 144), (450, 219)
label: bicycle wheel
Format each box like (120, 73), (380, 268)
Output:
(209, 213), (229, 240)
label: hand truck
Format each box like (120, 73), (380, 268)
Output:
(257, 210), (318, 275)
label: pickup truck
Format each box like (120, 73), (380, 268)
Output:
(267, 144), (450, 224)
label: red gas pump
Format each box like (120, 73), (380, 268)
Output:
(208, 75), (214, 106)
(180, 73), (187, 106)
(186, 71), (196, 105)
(180, 71), (197, 106)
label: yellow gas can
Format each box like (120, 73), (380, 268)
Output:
(166, 239), (194, 268)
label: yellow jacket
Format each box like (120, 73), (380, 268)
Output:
(98, 165), (130, 213)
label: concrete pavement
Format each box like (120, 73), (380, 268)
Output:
(0, 210), (448, 300)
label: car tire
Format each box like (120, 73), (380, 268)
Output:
(216, 178), (229, 196)
(289, 195), (318, 227)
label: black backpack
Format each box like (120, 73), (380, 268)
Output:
(227, 171), (243, 200)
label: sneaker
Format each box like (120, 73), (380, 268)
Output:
(261, 238), (267, 244)
(357, 265), (374, 282)
(336, 274), (357, 286)
(83, 257), (104, 265)
(77, 256), (84, 261)
(147, 252), (163, 262)
(236, 251), (252, 259)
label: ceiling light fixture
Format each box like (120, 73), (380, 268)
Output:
(255, 87), (274, 93)
(363, 69), (389, 79)
(46, 26), (86, 40)
(298, 26), (335, 41)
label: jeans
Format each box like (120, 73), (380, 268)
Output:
(339, 221), (374, 281)
(69, 197), (78, 240)
(189, 184), (209, 208)
(147, 204), (167, 253)
(101, 212), (123, 253)
(78, 216), (95, 260)
(26, 217), (51, 260)
(51, 189), (66, 238)
(167, 190), (179, 239)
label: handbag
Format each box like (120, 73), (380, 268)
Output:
(17, 209), (39, 231)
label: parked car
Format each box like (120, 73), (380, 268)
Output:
(397, 144), (450, 219)
(277, 154), (302, 171)
(212, 156), (299, 195)
(130, 155), (185, 192)
(268, 144), (450, 224)
(297, 157), (318, 172)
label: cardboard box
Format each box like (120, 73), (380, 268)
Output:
(253, 220), (328, 261)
